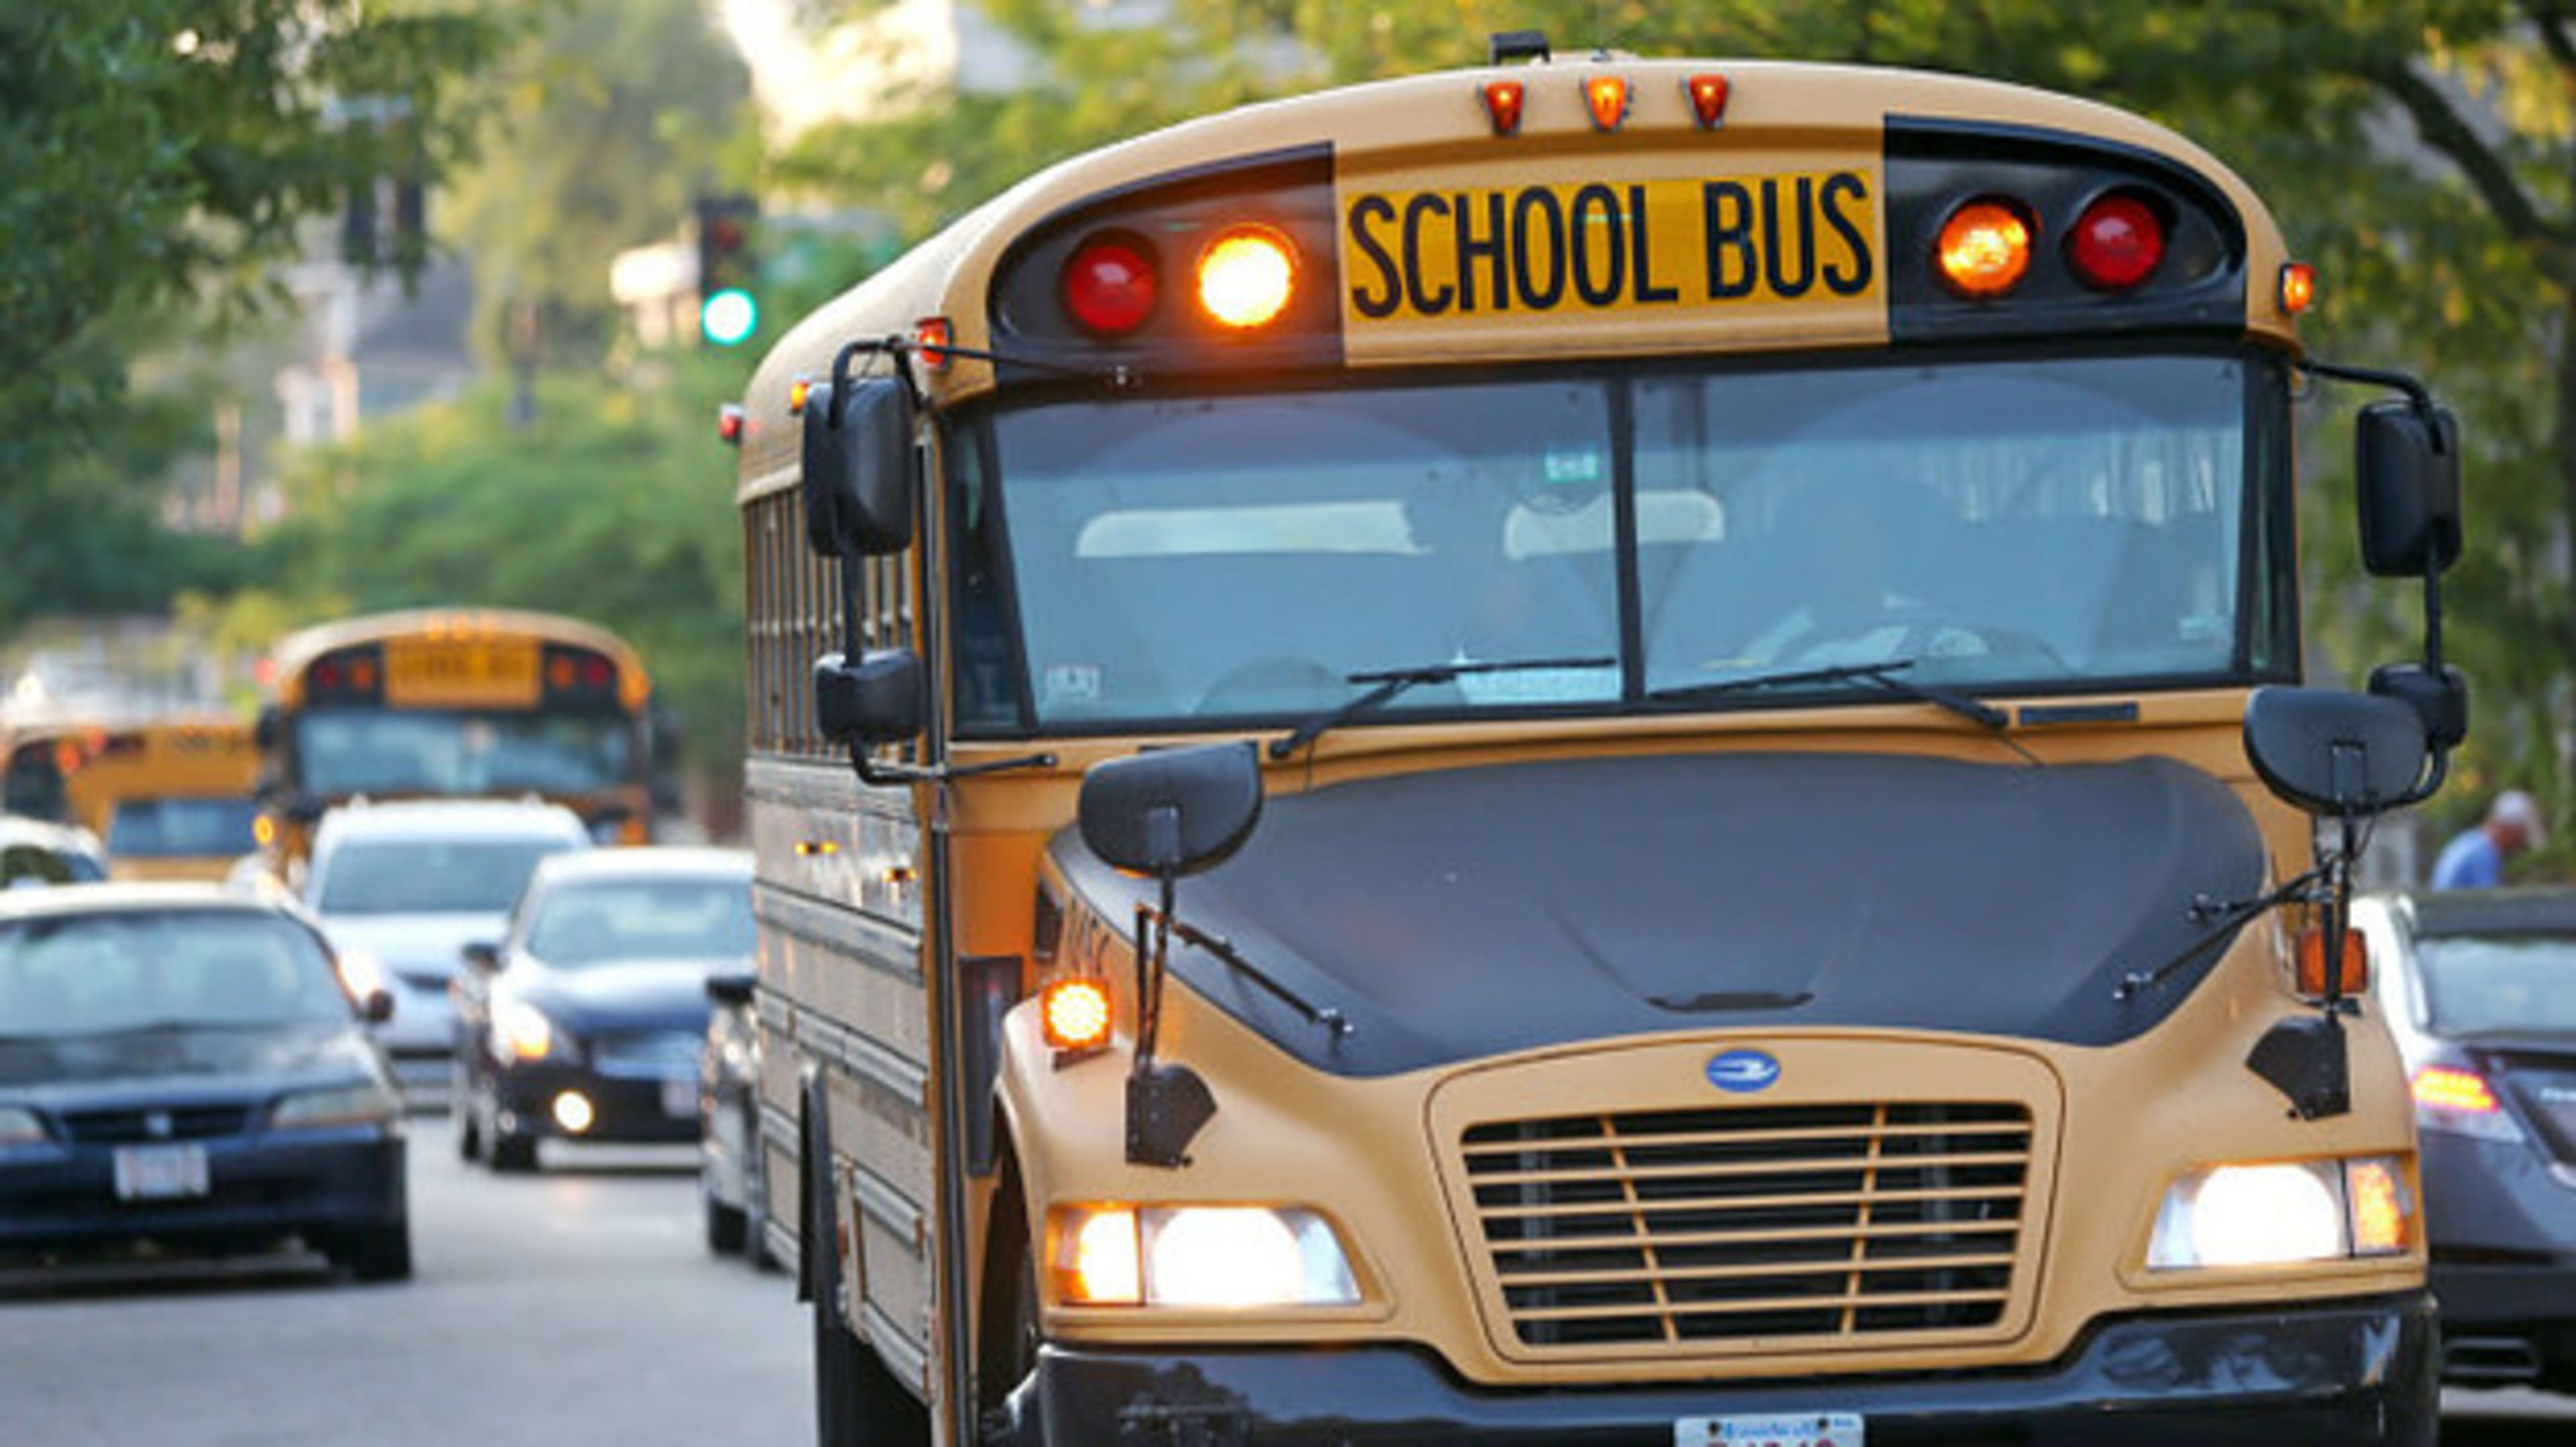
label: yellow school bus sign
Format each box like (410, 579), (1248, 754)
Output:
(1339, 156), (1888, 362)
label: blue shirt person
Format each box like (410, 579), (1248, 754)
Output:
(2430, 789), (2545, 890)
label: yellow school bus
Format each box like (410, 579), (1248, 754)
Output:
(59, 717), (261, 882)
(256, 608), (657, 875)
(733, 39), (2469, 1446)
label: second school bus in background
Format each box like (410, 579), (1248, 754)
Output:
(729, 36), (2471, 1447)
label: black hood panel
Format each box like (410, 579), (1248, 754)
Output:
(1053, 751), (2267, 1076)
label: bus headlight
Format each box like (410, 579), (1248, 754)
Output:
(493, 999), (561, 1063)
(2146, 1156), (2415, 1269)
(1052, 1204), (1360, 1308)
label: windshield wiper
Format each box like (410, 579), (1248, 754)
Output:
(1646, 658), (2009, 732)
(1268, 655), (1616, 760)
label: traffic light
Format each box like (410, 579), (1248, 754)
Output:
(694, 193), (760, 347)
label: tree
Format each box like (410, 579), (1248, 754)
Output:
(0, 3), (510, 474)
(437, 0), (755, 373)
(254, 356), (750, 820)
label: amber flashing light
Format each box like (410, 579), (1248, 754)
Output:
(1195, 228), (1297, 330)
(1936, 199), (2034, 298)
(1583, 74), (1629, 131)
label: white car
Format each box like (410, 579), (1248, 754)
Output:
(302, 799), (591, 1104)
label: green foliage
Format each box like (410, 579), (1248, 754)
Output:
(0, 1), (513, 470)
(439, 0), (754, 370)
(255, 356), (751, 798)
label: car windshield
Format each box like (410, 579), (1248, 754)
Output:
(0, 910), (351, 1034)
(2414, 934), (2576, 1037)
(107, 796), (260, 858)
(292, 710), (633, 796)
(523, 875), (754, 967)
(955, 351), (2282, 733)
(315, 837), (574, 915)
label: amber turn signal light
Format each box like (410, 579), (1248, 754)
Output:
(2295, 924), (2368, 997)
(1041, 978), (1114, 1052)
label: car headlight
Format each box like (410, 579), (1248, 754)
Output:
(2146, 1156), (2414, 1270)
(1051, 1204), (1361, 1308)
(270, 1082), (402, 1131)
(492, 998), (561, 1062)
(0, 1106), (50, 1146)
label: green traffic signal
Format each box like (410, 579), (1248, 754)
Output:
(701, 288), (758, 347)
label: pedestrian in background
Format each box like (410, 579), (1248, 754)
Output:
(2430, 789), (2546, 890)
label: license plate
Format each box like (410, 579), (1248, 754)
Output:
(113, 1143), (211, 1201)
(661, 1075), (698, 1119)
(1676, 1412), (1863, 1447)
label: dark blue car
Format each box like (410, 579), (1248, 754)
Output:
(2356, 888), (2576, 1393)
(451, 847), (753, 1173)
(0, 884), (411, 1281)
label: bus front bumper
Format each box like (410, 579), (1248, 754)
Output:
(1010, 1292), (2436, 1446)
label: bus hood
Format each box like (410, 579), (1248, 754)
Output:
(1051, 751), (2267, 1077)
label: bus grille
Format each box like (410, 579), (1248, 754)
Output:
(1459, 1101), (2033, 1352)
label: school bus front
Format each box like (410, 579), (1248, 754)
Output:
(737, 50), (2453, 1447)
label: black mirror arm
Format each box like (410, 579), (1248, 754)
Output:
(844, 744), (1054, 790)
(2302, 358), (2445, 437)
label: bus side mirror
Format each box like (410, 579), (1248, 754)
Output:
(1077, 742), (1264, 879)
(800, 378), (916, 558)
(2356, 400), (2461, 579)
(814, 650), (924, 747)
(253, 704), (281, 751)
(706, 972), (756, 1008)
(2243, 686), (2429, 816)
(2369, 661), (2469, 754)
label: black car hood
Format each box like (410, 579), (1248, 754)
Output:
(0, 1022), (380, 1107)
(1051, 751), (2267, 1077)
(511, 959), (735, 1037)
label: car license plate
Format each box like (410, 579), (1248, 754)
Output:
(661, 1075), (698, 1119)
(1676, 1412), (1863, 1447)
(113, 1143), (211, 1201)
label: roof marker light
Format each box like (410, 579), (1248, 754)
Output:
(1584, 74), (1629, 131)
(1063, 233), (1158, 336)
(2279, 261), (2317, 316)
(1481, 80), (1525, 136)
(717, 403), (745, 445)
(1195, 227), (1297, 330)
(788, 379), (812, 415)
(1686, 74), (1730, 129)
(1936, 198), (2035, 299)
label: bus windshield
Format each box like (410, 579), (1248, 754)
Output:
(961, 352), (2278, 733)
(107, 797), (260, 858)
(292, 710), (634, 796)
